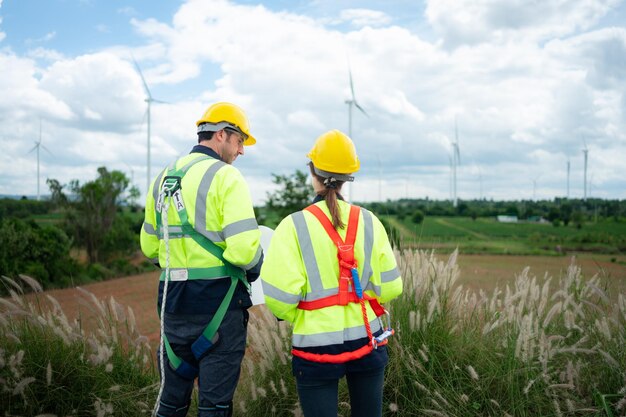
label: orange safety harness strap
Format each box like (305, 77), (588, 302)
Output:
(292, 204), (388, 364)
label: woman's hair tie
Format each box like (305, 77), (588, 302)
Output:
(323, 177), (338, 189)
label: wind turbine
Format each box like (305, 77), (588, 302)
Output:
(532, 174), (541, 201)
(133, 58), (166, 194)
(478, 166), (483, 200)
(582, 140), (589, 201)
(566, 158), (570, 199)
(451, 118), (461, 208)
(345, 64), (368, 202)
(377, 154), (382, 202)
(448, 155), (454, 201)
(27, 119), (52, 201)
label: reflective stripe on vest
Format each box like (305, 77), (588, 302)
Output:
(291, 203), (387, 364)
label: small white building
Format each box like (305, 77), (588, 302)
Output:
(497, 215), (518, 223)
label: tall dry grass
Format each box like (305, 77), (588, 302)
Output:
(2, 249), (624, 416)
(0, 274), (157, 416)
(239, 250), (626, 416)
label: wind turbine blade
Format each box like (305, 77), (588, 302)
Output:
(41, 144), (53, 155)
(27, 143), (38, 154)
(132, 57), (152, 99)
(349, 69), (356, 101)
(354, 101), (369, 117)
(150, 98), (169, 104)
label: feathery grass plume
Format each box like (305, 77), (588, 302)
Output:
(523, 379), (535, 395)
(617, 396), (626, 412)
(542, 301), (562, 329)
(466, 365), (479, 381)
(18, 274), (43, 293)
(595, 317), (612, 341)
(389, 402), (399, 412)
(12, 376), (35, 396)
(238, 400), (248, 414)
(422, 409), (448, 417)
(46, 361), (52, 386)
(1, 276), (157, 416)
(2, 275), (24, 294)
(434, 390), (450, 407)
(552, 398), (563, 417)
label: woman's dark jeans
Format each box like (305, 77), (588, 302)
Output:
(296, 366), (385, 417)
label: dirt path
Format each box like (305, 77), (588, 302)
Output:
(42, 270), (162, 343)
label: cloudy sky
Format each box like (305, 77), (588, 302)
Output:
(1, 0), (625, 205)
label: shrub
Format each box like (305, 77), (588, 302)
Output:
(0, 218), (79, 291)
(412, 209), (425, 224)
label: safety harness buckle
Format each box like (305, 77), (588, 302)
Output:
(161, 176), (182, 196)
(372, 309), (395, 349)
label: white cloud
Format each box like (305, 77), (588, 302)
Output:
(38, 52), (145, 132)
(425, 0), (622, 48)
(287, 110), (324, 129)
(25, 31), (56, 45)
(0, 0), (625, 202)
(339, 9), (392, 27)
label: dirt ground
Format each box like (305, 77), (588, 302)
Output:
(38, 253), (625, 348)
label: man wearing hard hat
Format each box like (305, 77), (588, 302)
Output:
(141, 102), (263, 417)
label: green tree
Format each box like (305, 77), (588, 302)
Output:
(265, 170), (315, 221)
(0, 218), (77, 290)
(47, 167), (132, 264)
(411, 209), (425, 224)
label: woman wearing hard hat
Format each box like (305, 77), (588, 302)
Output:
(260, 130), (403, 417)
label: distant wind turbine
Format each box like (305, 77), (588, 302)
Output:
(345, 63), (368, 202)
(532, 174), (541, 201)
(566, 158), (570, 199)
(448, 155), (454, 201)
(133, 58), (166, 193)
(582, 140), (589, 201)
(452, 118), (461, 207)
(377, 154), (382, 202)
(478, 166), (483, 200)
(27, 119), (52, 201)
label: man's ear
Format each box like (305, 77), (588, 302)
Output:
(214, 129), (226, 143)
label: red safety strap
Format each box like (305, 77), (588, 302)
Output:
(292, 204), (388, 364)
(304, 204), (359, 305)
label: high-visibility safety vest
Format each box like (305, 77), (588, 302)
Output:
(260, 200), (403, 364)
(140, 152), (262, 379)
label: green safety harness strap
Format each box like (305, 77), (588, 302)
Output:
(155, 156), (248, 380)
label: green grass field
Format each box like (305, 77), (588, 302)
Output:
(386, 215), (626, 256)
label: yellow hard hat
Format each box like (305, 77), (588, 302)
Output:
(196, 102), (256, 146)
(307, 129), (360, 175)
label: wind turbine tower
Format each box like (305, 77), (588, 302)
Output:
(345, 65), (368, 202)
(582, 142), (588, 201)
(532, 175), (541, 201)
(134, 58), (166, 193)
(566, 158), (570, 198)
(478, 167), (483, 200)
(452, 118), (461, 208)
(448, 155), (453, 201)
(27, 119), (52, 201)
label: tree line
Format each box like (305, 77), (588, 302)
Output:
(1, 167), (624, 293)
